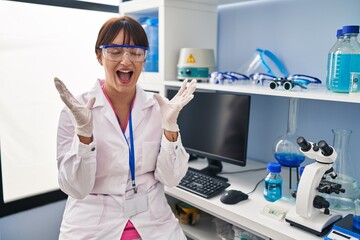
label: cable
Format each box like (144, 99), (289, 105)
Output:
(221, 167), (267, 174)
(246, 178), (265, 195)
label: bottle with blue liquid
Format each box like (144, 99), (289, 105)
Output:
(143, 18), (159, 72)
(330, 25), (360, 93)
(264, 162), (282, 202)
(326, 29), (343, 90)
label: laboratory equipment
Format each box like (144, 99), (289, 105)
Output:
(324, 129), (360, 211)
(326, 29), (343, 90)
(250, 73), (321, 90)
(143, 18), (158, 72)
(354, 199), (360, 230)
(177, 48), (215, 82)
(285, 136), (343, 236)
(210, 71), (249, 84)
(238, 48), (289, 81)
(325, 214), (360, 240)
(330, 25), (360, 93)
(273, 98), (304, 197)
(263, 162), (283, 202)
(165, 87), (250, 178)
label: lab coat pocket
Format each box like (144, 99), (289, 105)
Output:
(148, 183), (173, 221)
(63, 194), (105, 226)
(141, 141), (160, 173)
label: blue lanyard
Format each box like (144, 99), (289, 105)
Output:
(100, 84), (137, 193)
(116, 110), (137, 193)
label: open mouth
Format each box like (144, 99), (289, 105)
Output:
(116, 70), (133, 84)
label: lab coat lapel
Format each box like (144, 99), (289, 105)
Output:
(91, 80), (123, 134)
(128, 85), (156, 135)
(91, 81), (156, 139)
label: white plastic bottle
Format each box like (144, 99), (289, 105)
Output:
(326, 29), (343, 90)
(330, 25), (360, 93)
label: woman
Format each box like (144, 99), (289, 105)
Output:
(54, 16), (196, 240)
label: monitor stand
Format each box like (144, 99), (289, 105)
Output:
(195, 158), (228, 182)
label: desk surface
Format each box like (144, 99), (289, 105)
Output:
(165, 158), (345, 240)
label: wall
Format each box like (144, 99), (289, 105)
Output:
(218, 0), (360, 185)
(0, 1), (116, 239)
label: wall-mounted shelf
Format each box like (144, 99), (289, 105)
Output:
(120, 0), (218, 89)
(164, 81), (360, 104)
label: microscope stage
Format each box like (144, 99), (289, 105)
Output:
(285, 207), (342, 236)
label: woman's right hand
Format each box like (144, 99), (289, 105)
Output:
(54, 77), (96, 138)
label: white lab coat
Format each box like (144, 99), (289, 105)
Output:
(56, 79), (189, 240)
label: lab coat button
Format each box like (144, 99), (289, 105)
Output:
(91, 147), (96, 151)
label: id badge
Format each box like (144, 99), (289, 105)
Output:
(124, 192), (148, 217)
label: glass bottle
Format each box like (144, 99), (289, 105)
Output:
(264, 162), (282, 202)
(326, 129), (360, 211)
(330, 25), (360, 93)
(143, 18), (159, 72)
(326, 29), (343, 90)
(273, 98), (305, 167)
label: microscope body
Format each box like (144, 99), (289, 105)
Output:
(285, 137), (343, 236)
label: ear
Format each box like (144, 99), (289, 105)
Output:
(97, 57), (103, 66)
(96, 52), (103, 66)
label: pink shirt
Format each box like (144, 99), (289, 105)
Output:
(120, 221), (141, 240)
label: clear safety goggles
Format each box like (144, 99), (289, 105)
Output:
(210, 71), (250, 84)
(249, 73), (322, 90)
(99, 44), (148, 62)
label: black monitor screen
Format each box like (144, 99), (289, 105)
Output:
(166, 87), (251, 177)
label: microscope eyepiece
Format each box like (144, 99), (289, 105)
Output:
(297, 136), (311, 152)
(318, 140), (333, 157)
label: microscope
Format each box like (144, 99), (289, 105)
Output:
(285, 136), (344, 236)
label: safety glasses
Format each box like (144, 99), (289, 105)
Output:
(249, 73), (322, 90)
(210, 71), (250, 84)
(99, 44), (148, 62)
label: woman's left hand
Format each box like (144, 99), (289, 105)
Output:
(154, 79), (196, 132)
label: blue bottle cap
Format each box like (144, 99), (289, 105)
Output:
(138, 16), (149, 24)
(267, 162), (281, 173)
(336, 29), (343, 37)
(145, 18), (158, 26)
(342, 25), (360, 34)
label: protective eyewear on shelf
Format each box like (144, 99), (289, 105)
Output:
(249, 73), (322, 90)
(99, 44), (148, 62)
(210, 71), (250, 84)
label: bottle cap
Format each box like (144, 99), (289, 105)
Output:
(342, 25), (360, 34)
(267, 162), (281, 173)
(145, 18), (159, 26)
(336, 29), (343, 38)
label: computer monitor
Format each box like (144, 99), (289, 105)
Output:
(165, 87), (251, 181)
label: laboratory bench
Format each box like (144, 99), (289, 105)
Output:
(165, 158), (348, 240)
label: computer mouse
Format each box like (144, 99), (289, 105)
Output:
(220, 190), (248, 205)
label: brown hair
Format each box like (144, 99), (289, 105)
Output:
(95, 16), (149, 62)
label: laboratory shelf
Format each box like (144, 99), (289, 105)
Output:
(164, 80), (360, 104)
(165, 158), (330, 240)
(167, 193), (221, 240)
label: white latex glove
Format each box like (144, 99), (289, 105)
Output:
(54, 77), (96, 137)
(154, 79), (196, 132)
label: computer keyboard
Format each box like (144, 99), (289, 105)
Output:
(177, 168), (230, 198)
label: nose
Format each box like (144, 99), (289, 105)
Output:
(120, 52), (131, 65)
